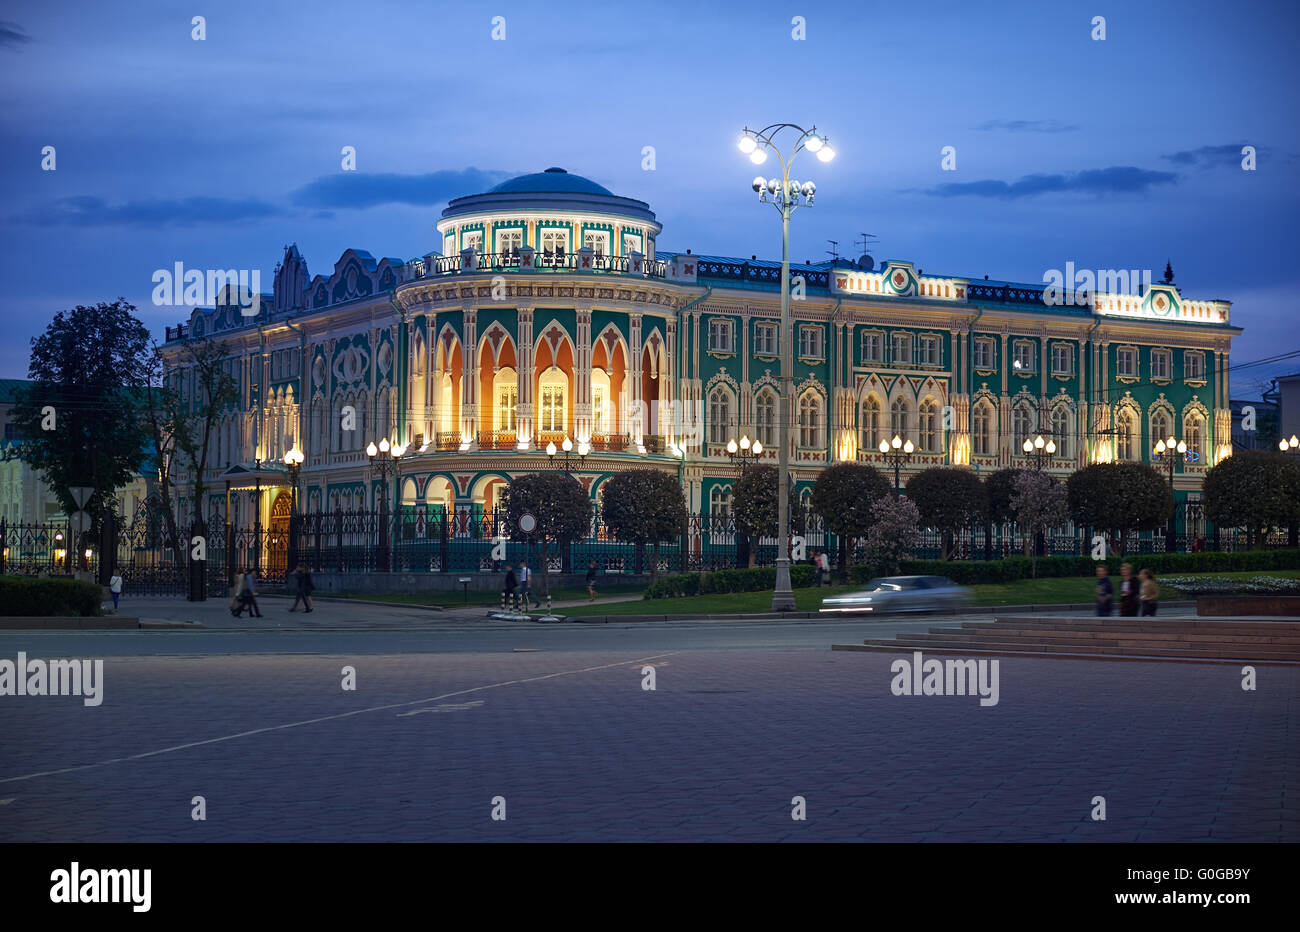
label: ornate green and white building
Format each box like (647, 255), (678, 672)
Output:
(161, 167), (1240, 547)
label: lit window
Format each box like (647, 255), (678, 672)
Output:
(1116, 409), (1136, 460)
(540, 229), (568, 257)
(497, 229), (523, 257)
(1184, 413), (1204, 463)
(919, 399), (939, 451)
(497, 384), (517, 432)
(1014, 341), (1035, 372)
(462, 231), (483, 253)
(973, 401), (993, 455)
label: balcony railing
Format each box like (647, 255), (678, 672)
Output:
(435, 432), (460, 452)
(591, 434), (629, 453)
(421, 251), (667, 279)
(477, 430), (517, 451)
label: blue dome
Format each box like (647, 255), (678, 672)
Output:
(487, 167), (615, 197)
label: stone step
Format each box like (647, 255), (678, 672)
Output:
(988, 617), (1300, 633)
(900, 632), (1300, 656)
(943, 627), (1300, 645)
(836, 639), (1300, 664)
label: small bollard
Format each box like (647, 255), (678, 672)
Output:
(458, 576), (472, 604)
(501, 590), (507, 611)
(512, 592), (520, 612)
(546, 592), (552, 614)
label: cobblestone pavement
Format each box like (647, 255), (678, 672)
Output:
(1, 622), (1294, 843)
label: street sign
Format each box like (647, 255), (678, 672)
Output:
(69, 487), (93, 510)
(519, 513), (537, 534)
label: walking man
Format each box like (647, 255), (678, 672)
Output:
(108, 571), (123, 612)
(236, 567), (263, 618)
(1094, 564), (1113, 617)
(289, 562), (314, 613)
(518, 560), (541, 609)
(585, 560), (598, 601)
(503, 563), (518, 608)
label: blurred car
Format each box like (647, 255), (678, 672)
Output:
(819, 575), (973, 615)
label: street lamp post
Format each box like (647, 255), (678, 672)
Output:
(544, 436), (589, 476)
(283, 446), (304, 581)
(366, 438), (405, 572)
(1281, 435), (1300, 547)
(1021, 434), (1057, 471)
(738, 122), (834, 611)
(878, 435), (915, 494)
(1152, 435), (1187, 553)
(726, 435), (764, 567)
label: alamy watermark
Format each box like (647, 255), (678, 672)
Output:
(1042, 263), (1152, 306)
(0, 652), (103, 706)
(890, 650), (999, 707)
(152, 262), (262, 315)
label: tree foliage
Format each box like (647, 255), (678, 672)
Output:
(1203, 450), (1300, 544)
(810, 463), (892, 540)
(599, 468), (686, 577)
(500, 472), (593, 594)
(985, 468), (1027, 526)
(906, 467), (988, 557)
(1066, 463), (1173, 553)
(732, 464), (804, 539)
(864, 495), (922, 575)
(6, 300), (152, 533)
(1010, 470), (1070, 575)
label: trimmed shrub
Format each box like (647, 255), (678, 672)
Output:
(0, 576), (103, 617)
(644, 564), (817, 599)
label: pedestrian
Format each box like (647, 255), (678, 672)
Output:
(1139, 568), (1159, 617)
(289, 562), (314, 613)
(1119, 563), (1138, 617)
(517, 560), (541, 609)
(502, 563), (517, 607)
(108, 571), (123, 612)
(1094, 564), (1113, 617)
(585, 560), (598, 601)
(230, 569), (244, 616)
(817, 549), (832, 587)
(235, 567), (263, 618)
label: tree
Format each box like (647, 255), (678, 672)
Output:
(1067, 463), (1173, 556)
(1203, 450), (1300, 549)
(732, 465), (805, 563)
(983, 468), (1027, 559)
(598, 468), (687, 577)
(864, 495), (921, 576)
(6, 300), (152, 567)
(810, 463), (892, 570)
(1011, 471), (1070, 576)
(905, 467), (988, 560)
(140, 335), (239, 566)
(500, 472), (593, 596)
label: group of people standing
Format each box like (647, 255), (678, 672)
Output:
(229, 563), (314, 617)
(1095, 563), (1159, 617)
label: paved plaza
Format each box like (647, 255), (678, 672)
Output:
(1, 608), (1295, 843)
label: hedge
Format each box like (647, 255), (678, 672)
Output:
(0, 575), (103, 617)
(644, 564), (817, 599)
(848, 549), (1300, 586)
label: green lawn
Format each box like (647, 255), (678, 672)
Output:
(559, 569), (1300, 617)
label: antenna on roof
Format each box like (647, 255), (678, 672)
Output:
(826, 240), (839, 261)
(855, 232), (879, 270)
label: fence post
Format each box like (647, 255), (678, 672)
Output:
(335, 507), (344, 573)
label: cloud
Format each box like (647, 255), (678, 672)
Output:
(15, 195), (283, 226)
(289, 168), (512, 209)
(1161, 143), (1264, 168)
(975, 119), (1078, 133)
(923, 166), (1178, 199)
(0, 20), (30, 48)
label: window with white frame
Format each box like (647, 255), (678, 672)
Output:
(540, 229), (568, 257)
(919, 335), (941, 367)
(891, 333), (912, 365)
(1013, 340), (1035, 372)
(973, 338), (995, 370)
(1184, 412), (1205, 463)
(708, 319), (734, 354)
(709, 486), (731, 516)
(1152, 410), (1172, 447)
(861, 331), (884, 364)
(973, 400), (994, 455)
(708, 388), (732, 443)
(1051, 343), (1073, 375)
(1151, 348), (1172, 380)
(539, 370), (566, 432)
(890, 397), (910, 438)
(755, 389), (777, 447)
(622, 234), (640, 256)
(753, 322), (777, 356)
(497, 229), (523, 257)
(497, 383), (517, 432)
(798, 393), (822, 448)
(1184, 350), (1205, 381)
(1116, 408), (1137, 460)
(582, 230), (609, 257)
(461, 230), (483, 253)
(1116, 346), (1138, 378)
(860, 396), (882, 450)
(1012, 404), (1034, 447)
(1051, 406), (1071, 459)
(798, 325), (824, 360)
(919, 399), (939, 451)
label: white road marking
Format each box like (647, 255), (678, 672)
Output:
(396, 700), (485, 716)
(0, 798), (14, 805)
(0, 651), (676, 785)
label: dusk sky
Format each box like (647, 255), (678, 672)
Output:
(2, 0), (1297, 393)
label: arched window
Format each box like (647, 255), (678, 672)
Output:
(538, 367), (567, 433)
(591, 368), (611, 437)
(1184, 412), (1205, 464)
(1051, 406), (1072, 459)
(1151, 410), (1172, 449)
(798, 393), (822, 448)
(973, 400), (994, 455)
(708, 387), (732, 444)
(860, 396), (882, 451)
(919, 399), (939, 452)
(754, 389), (777, 448)
(494, 367), (518, 433)
(1116, 408), (1137, 461)
(1012, 404), (1034, 448)
(890, 397), (910, 440)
